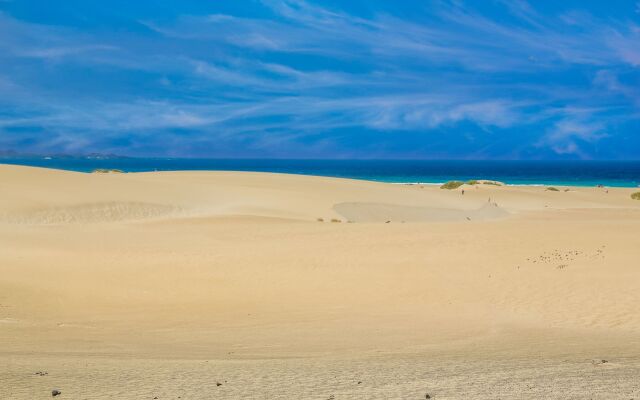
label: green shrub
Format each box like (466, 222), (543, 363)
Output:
(440, 181), (464, 190)
(546, 187), (559, 191)
(483, 181), (502, 186)
(466, 180), (479, 185)
(631, 192), (640, 200)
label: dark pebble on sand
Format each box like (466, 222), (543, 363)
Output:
(51, 390), (61, 397)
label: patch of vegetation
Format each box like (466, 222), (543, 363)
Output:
(330, 218), (342, 223)
(317, 218), (324, 222)
(466, 180), (479, 185)
(631, 192), (640, 200)
(482, 181), (502, 186)
(92, 169), (124, 173)
(440, 180), (464, 190)
(546, 187), (560, 191)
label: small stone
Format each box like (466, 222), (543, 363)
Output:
(51, 390), (61, 397)
(425, 394), (431, 399)
(216, 382), (222, 387)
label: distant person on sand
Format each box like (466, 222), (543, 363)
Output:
(462, 189), (465, 195)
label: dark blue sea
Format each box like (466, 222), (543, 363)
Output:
(2, 158), (640, 187)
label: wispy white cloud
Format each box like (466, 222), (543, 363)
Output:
(18, 45), (119, 60)
(0, 13), (119, 61)
(1, 1), (639, 157)
(536, 112), (610, 157)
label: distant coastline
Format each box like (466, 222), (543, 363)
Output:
(1, 157), (639, 188)
(0, 150), (128, 160)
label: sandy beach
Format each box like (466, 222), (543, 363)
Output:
(2, 164), (640, 399)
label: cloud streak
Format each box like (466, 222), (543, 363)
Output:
(0, 1), (639, 158)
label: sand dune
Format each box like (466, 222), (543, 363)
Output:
(2, 164), (635, 224)
(0, 201), (182, 224)
(334, 201), (509, 222)
(2, 164), (640, 399)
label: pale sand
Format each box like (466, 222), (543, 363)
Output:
(1, 164), (639, 399)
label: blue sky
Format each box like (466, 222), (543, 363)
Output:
(1, 0), (639, 159)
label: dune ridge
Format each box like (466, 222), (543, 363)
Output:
(334, 201), (510, 222)
(0, 201), (183, 225)
(2, 164), (637, 225)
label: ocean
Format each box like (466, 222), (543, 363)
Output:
(2, 158), (640, 187)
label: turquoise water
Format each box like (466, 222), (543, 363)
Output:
(2, 158), (640, 187)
